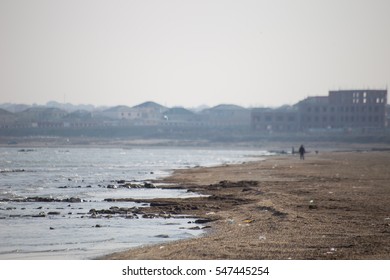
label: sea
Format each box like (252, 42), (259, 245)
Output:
(0, 146), (270, 260)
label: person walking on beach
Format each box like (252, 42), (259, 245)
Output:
(298, 145), (305, 160)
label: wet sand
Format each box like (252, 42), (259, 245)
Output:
(101, 151), (390, 259)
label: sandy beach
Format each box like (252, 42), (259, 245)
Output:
(101, 150), (390, 260)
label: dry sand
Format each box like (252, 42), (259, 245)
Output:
(101, 151), (390, 260)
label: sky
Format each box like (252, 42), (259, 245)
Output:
(0, 0), (389, 108)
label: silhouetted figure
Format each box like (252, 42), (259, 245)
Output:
(298, 145), (305, 160)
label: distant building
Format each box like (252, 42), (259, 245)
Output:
(162, 107), (202, 126)
(16, 107), (68, 128)
(251, 106), (299, 132)
(201, 104), (251, 126)
(0, 108), (16, 128)
(252, 89), (388, 132)
(97, 102), (167, 125)
(386, 105), (390, 125)
(298, 89), (387, 130)
(132, 102), (167, 125)
(62, 110), (100, 128)
(99, 105), (134, 120)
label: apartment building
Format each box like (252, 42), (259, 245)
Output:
(298, 89), (387, 130)
(251, 106), (299, 132)
(252, 89), (388, 132)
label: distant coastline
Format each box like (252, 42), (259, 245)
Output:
(2, 134), (390, 154)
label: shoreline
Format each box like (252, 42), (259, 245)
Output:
(100, 150), (390, 260)
(0, 145), (270, 260)
(3, 136), (390, 151)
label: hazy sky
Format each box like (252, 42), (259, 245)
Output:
(1, 0), (389, 108)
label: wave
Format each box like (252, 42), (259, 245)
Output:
(0, 169), (26, 173)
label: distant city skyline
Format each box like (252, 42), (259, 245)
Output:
(1, 0), (389, 108)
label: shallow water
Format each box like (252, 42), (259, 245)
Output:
(0, 147), (269, 259)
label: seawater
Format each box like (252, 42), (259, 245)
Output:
(0, 147), (269, 259)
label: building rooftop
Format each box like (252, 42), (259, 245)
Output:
(298, 96), (329, 105)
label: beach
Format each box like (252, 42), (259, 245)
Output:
(1, 147), (270, 259)
(101, 150), (390, 260)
